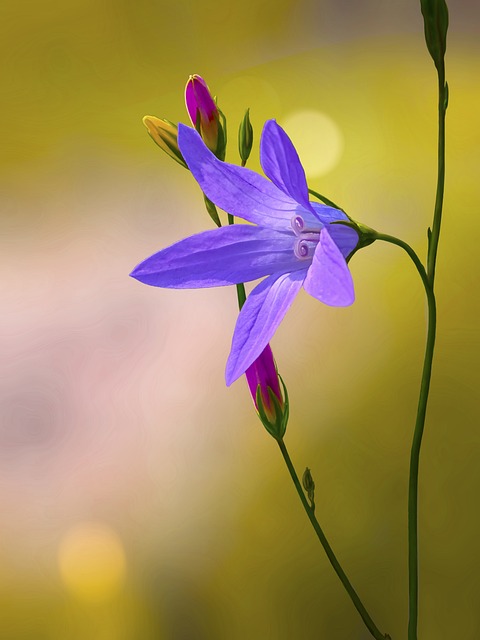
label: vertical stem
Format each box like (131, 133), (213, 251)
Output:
(408, 67), (446, 640)
(368, 232), (437, 640)
(227, 212), (246, 309)
(427, 72), (447, 283)
(228, 158), (248, 309)
(277, 439), (389, 640)
(407, 282), (436, 640)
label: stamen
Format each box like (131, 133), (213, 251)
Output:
(291, 215), (305, 236)
(291, 214), (321, 261)
(294, 239), (310, 259)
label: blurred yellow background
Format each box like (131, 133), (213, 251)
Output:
(1, 0), (479, 638)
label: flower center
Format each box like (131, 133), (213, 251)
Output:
(291, 215), (321, 260)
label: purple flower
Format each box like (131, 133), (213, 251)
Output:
(185, 75), (219, 154)
(130, 119), (358, 385)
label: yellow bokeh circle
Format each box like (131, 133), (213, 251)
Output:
(281, 109), (344, 179)
(58, 522), (126, 603)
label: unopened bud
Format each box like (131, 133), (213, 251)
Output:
(238, 108), (253, 165)
(302, 467), (316, 510)
(245, 345), (289, 440)
(143, 116), (188, 168)
(420, 0), (448, 72)
(185, 75), (224, 157)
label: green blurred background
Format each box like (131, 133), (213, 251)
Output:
(1, 0), (479, 638)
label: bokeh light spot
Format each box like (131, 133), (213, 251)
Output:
(281, 109), (344, 178)
(58, 522), (126, 603)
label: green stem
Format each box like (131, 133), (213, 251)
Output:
(277, 438), (390, 640)
(374, 233), (437, 640)
(408, 66), (446, 640)
(228, 157), (248, 310)
(373, 234), (429, 293)
(227, 212), (247, 309)
(427, 71), (447, 283)
(408, 275), (436, 640)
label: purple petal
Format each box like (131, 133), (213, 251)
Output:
(130, 225), (302, 288)
(226, 270), (305, 385)
(303, 228), (354, 306)
(260, 120), (314, 214)
(326, 224), (359, 258)
(178, 125), (302, 231)
(311, 201), (348, 223)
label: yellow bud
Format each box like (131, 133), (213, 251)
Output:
(142, 116), (187, 168)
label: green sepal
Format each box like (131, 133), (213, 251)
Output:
(255, 375), (289, 441)
(238, 108), (254, 165)
(420, 0), (449, 72)
(215, 107), (227, 162)
(203, 193), (222, 227)
(330, 219), (377, 261)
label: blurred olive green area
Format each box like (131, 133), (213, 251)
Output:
(1, 0), (479, 638)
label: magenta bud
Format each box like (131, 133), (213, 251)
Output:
(185, 74), (220, 154)
(245, 345), (288, 439)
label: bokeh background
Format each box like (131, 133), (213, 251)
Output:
(1, 0), (479, 638)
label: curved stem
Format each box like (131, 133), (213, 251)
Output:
(378, 56), (446, 639)
(374, 233), (437, 640)
(374, 234), (429, 293)
(277, 438), (390, 640)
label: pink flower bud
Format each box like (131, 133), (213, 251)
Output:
(185, 75), (220, 153)
(245, 344), (283, 423)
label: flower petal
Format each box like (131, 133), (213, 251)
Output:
(303, 228), (355, 306)
(178, 124), (300, 231)
(225, 270), (305, 385)
(326, 224), (359, 258)
(311, 201), (348, 223)
(130, 225), (302, 288)
(260, 120), (313, 213)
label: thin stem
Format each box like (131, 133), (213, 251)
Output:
(408, 279), (436, 640)
(227, 212), (247, 309)
(408, 65), (446, 640)
(374, 233), (437, 640)
(228, 157), (248, 310)
(277, 438), (390, 640)
(374, 234), (429, 293)
(427, 71), (447, 283)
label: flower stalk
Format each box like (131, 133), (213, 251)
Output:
(277, 439), (390, 640)
(406, 5), (448, 637)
